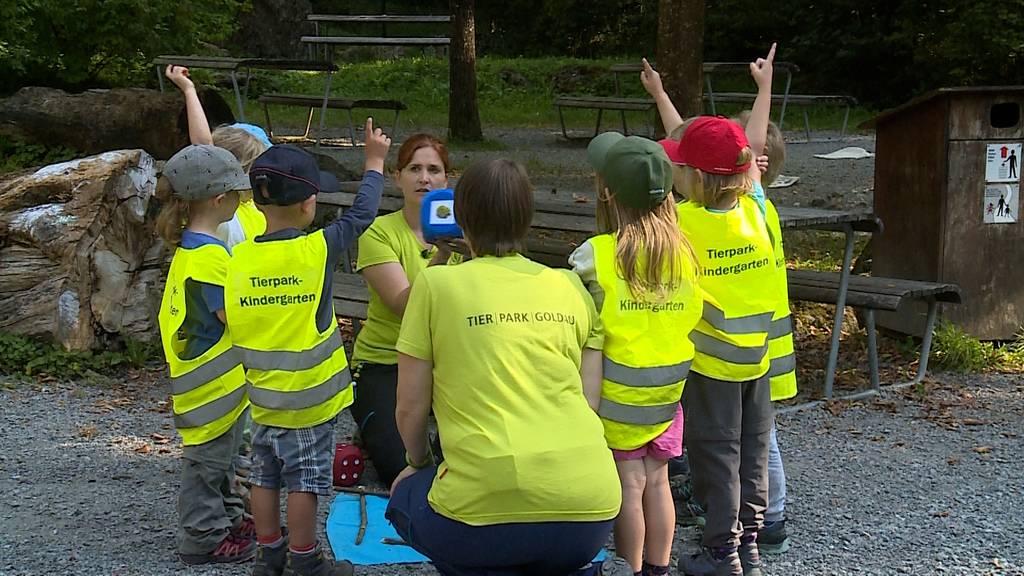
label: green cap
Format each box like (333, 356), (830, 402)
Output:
(588, 133), (672, 210)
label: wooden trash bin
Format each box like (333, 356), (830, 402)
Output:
(867, 87), (1024, 340)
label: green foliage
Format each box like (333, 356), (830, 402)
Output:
(929, 321), (1024, 372)
(0, 331), (159, 382)
(0, 0), (248, 91)
(0, 136), (79, 175)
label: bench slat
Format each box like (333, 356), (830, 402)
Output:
(705, 92), (857, 105)
(554, 96), (655, 111)
(789, 284), (904, 311)
(788, 270), (962, 311)
(308, 14), (451, 23)
(301, 36), (450, 46)
(259, 93), (407, 110)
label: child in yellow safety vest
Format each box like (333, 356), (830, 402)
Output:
(164, 64), (268, 247)
(155, 144), (256, 565)
(657, 43), (779, 576)
(224, 120), (391, 576)
(570, 133), (702, 576)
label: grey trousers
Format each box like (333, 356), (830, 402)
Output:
(178, 415), (246, 554)
(682, 372), (772, 549)
(766, 422), (787, 523)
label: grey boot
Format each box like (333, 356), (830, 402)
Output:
(251, 542), (288, 576)
(283, 548), (354, 576)
(677, 547), (742, 576)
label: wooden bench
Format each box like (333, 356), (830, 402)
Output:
(787, 270), (961, 398)
(152, 56), (337, 122)
(704, 93), (858, 141)
(553, 96), (657, 139)
(258, 94), (406, 146)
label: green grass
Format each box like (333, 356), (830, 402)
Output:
(218, 56), (874, 134)
(0, 331), (161, 384)
(929, 321), (1024, 372)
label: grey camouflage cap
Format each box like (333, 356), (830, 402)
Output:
(163, 144), (251, 200)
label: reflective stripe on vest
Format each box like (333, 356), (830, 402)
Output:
(236, 330), (344, 372)
(174, 385), (248, 429)
(169, 346), (244, 396)
(598, 397), (680, 426)
(225, 230), (353, 429)
(768, 316), (793, 339)
(768, 352), (796, 378)
(248, 366), (353, 411)
(603, 356), (692, 388)
(690, 330), (769, 365)
(702, 302), (775, 335)
(586, 233), (701, 450)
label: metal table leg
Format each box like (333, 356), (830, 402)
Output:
(824, 223), (855, 398)
(230, 72), (246, 122)
(317, 71), (334, 146)
(778, 70), (792, 132)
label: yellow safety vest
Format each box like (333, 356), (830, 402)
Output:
(225, 230), (353, 428)
(158, 244), (249, 446)
(764, 199), (797, 401)
(236, 200), (266, 241)
(677, 196), (777, 381)
(590, 235), (702, 450)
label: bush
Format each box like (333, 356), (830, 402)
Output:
(0, 136), (79, 175)
(0, 0), (248, 92)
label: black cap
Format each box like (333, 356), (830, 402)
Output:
(249, 144), (341, 206)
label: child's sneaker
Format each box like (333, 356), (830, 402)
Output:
(677, 547), (742, 576)
(180, 533), (257, 565)
(737, 533), (764, 576)
(758, 519), (790, 554)
(233, 514), (258, 540)
(283, 548), (354, 576)
(251, 542), (289, 576)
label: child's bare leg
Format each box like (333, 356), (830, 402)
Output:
(286, 492), (319, 549)
(614, 459), (647, 573)
(641, 456), (674, 567)
(251, 486), (281, 537)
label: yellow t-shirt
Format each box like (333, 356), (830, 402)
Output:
(353, 211), (437, 365)
(397, 254), (622, 526)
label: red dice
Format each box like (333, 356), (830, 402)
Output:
(333, 443), (364, 487)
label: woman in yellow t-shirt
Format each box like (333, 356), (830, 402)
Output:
(350, 133), (453, 486)
(386, 159), (621, 576)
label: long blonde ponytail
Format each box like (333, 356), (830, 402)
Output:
(613, 195), (698, 301)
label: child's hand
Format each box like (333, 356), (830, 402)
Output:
(749, 43), (776, 90)
(165, 65), (195, 93)
(640, 58), (665, 97)
(756, 155), (769, 174)
(363, 117), (392, 173)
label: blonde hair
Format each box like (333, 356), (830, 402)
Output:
(594, 174), (617, 234)
(154, 176), (189, 246)
(212, 126), (267, 171)
(733, 110), (786, 187)
(676, 147), (754, 208)
(609, 194), (698, 301)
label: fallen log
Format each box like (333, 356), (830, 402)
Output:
(0, 87), (235, 160)
(0, 150), (164, 350)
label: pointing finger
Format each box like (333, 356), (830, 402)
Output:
(766, 42), (777, 63)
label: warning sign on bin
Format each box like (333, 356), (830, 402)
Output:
(986, 143), (1021, 183)
(984, 183), (1018, 224)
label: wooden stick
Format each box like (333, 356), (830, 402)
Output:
(355, 491), (368, 545)
(333, 485), (389, 497)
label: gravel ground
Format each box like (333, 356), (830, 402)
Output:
(2, 371), (1022, 576)
(9, 129), (1017, 576)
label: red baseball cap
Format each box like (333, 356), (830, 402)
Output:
(660, 116), (751, 175)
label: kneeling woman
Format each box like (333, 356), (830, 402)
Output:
(386, 159), (621, 576)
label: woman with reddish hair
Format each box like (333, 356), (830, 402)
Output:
(350, 133), (455, 486)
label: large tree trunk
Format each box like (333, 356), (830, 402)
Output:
(657, 0), (705, 121)
(0, 87), (235, 161)
(232, 0), (313, 59)
(448, 0), (483, 142)
(0, 150), (164, 350)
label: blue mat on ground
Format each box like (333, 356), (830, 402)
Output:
(326, 492), (609, 567)
(327, 492), (429, 565)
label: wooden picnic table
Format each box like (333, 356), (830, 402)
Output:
(609, 61), (799, 132)
(153, 55), (338, 122)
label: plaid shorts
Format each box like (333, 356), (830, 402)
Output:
(249, 417), (336, 495)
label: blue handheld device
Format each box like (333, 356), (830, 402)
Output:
(420, 188), (463, 242)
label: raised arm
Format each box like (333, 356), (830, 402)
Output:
(165, 65), (213, 145)
(640, 58), (686, 137)
(746, 43), (777, 174)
